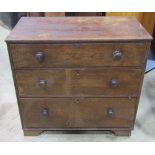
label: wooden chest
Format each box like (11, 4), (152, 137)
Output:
(6, 17), (152, 136)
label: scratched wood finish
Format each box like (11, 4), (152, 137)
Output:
(20, 98), (136, 128)
(10, 43), (149, 68)
(15, 68), (142, 97)
(6, 17), (153, 136)
(5, 17), (152, 43)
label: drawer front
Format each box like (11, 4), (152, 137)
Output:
(15, 68), (142, 97)
(20, 98), (136, 128)
(10, 43), (148, 68)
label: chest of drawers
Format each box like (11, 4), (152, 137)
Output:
(6, 17), (152, 136)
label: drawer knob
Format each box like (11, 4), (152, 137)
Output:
(112, 50), (122, 60)
(38, 79), (47, 87)
(107, 108), (114, 117)
(42, 108), (48, 116)
(110, 79), (119, 88)
(36, 52), (44, 62)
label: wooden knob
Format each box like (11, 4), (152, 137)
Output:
(110, 79), (119, 88)
(36, 52), (44, 62)
(107, 108), (114, 117)
(75, 99), (80, 103)
(42, 108), (48, 116)
(112, 50), (122, 60)
(38, 79), (47, 87)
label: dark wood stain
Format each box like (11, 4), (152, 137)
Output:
(6, 17), (152, 136)
(10, 43), (149, 68)
(6, 17), (152, 43)
(20, 98), (136, 128)
(15, 68), (142, 97)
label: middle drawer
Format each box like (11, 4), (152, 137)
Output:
(15, 68), (142, 97)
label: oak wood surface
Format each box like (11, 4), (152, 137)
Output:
(20, 98), (136, 128)
(15, 68), (142, 97)
(10, 43), (149, 68)
(6, 17), (152, 43)
(106, 12), (155, 35)
(6, 17), (152, 136)
(106, 12), (144, 23)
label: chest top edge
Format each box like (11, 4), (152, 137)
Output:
(6, 17), (153, 43)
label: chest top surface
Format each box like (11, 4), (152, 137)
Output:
(6, 17), (152, 43)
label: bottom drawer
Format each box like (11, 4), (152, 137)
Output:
(20, 98), (136, 128)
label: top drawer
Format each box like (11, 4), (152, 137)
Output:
(9, 43), (148, 68)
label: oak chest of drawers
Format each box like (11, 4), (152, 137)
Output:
(6, 17), (152, 136)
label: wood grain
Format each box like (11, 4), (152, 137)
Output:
(142, 12), (155, 34)
(15, 68), (142, 97)
(6, 17), (152, 136)
(6, 17), (152, 43)
(106, 12), (155, 35)
(106, 12), (144, 23)
(20, 98), (136, 128)
(10, 43), (149, 68)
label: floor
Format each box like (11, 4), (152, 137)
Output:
(0, 22), (155, 142)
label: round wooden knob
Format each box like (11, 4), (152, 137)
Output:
(112, 50), (122, 60)
(107, 108), (114, 117)
(110, 79), (119, 88)
(75, 99), (80, 103)
(38, 79), (47, 87)
(42, 108), (48, 116)
(36, 52), (44, 62)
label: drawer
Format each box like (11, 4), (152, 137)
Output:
(20, 98), (136, 128)
(15, 68), (142, 97)
(10, 43), (148, 68)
